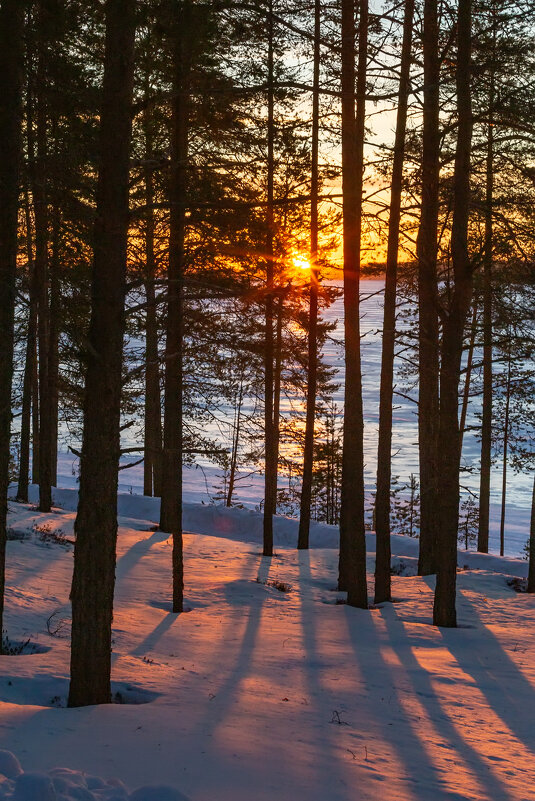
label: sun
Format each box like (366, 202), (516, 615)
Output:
(292, 255), (310, 271)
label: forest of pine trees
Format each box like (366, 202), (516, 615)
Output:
(0, 0), (534, 712)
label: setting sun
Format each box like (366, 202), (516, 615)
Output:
(292, 255), (310, 271)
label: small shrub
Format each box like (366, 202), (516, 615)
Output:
(50, 695), (64, 708)
(46, 609), (70, 638)
(2, 632), (39, 655)
(458, 496), (479, 550)
(256, 577), (292, 593)
(268, 579), (292, 593)
(507, 577), (527, 593)
(33, 522), (73, 549)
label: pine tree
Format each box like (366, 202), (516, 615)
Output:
(68, 0), (136, 707)
(374, 0), (415, 604)
(433, 0), (473, 628)
(0, 0), (25, 649)
(416, 0), (440, 577)
(159, 0), (191, 614)
(297, 0), (320, 551)
(338, 0), (368, 608)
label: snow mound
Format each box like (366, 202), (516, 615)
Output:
(0, 751), (22, 780)
(0, 754), (189, 801)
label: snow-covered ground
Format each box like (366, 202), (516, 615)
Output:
(2, 485), (535, 800)
(53, 450), (533, 559)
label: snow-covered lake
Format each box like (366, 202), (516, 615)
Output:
(48, 279), (533, 558)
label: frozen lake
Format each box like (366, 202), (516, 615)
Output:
(50, 279), (532, 558)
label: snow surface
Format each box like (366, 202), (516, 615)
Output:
(2, 486), (535, 800)
(46, 449), (535, 559)
(0, 753), (189, 800)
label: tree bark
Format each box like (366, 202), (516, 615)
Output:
(298, 0), (320, 551)
(34, 0), (53, 513)
(159, 0), (190, 614)
(374, 0), (414, 604)
(18, 188), (38, 503)
(263, 0), (276, 556)
(498, 354), (511, 558)
(142, 95), (163, 499)
(32, 342), (40, 484)
(338, 0), (368, 609)
(0, 0), (24, 648)
(48, 200), (60, 487)
(459, 300), (478, 451)
(68, 0), (135, 707)
(527, 475), (535, 592)
(433, 0), (473, 627)
(226, 374), (244, 507)
(272, 292), (284, 511)
(478, 65), (494, 553)
(417, 0), (441, 576)
(32, 344), (40, 484)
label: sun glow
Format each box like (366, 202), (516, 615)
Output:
(292, 255), (310, 271)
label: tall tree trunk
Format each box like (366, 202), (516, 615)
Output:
(498, 354), (511, 558)
(271, 292), (284, 512)
(34, 0), (52, 513)
(338, 0), (368, 609)
(68, 0), (135, 707)
(32, 342), (39, 484)
(226, 374), (244, 507)
(48, 200), (60, 487)
(298, 0), (320, 551)
(417, 0), (441, 577)
(142, 97), (162, 498)
(527, 475), (535, 592)
(0, 0), (24, 649)
(159, 0), (190, 614)
(478, 58), (494, 553)
(374, 0), (414, 604)
(144, 269), (162, 497)
(263, 0), (276, 556)
(18, 189), (38, 503)
(433, 0), (473, 627)
(25, 38), (40, 490)
(458, 299), (478, 451)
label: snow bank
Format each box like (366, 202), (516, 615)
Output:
(0, 752), (189, 801)
(14, 485), (341, 549)
(9, 485), (532, 577)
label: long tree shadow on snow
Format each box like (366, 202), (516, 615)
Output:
(442, 588), (535, 755)
(114, 530), (169, 583)
(373, 602), (518, 801)
(119, 536), (263, 661)
(297, 552), (375, 800)
(129, 612), (180, 657)
(342, 606), (475, 800)
(192, 552), (274, 734)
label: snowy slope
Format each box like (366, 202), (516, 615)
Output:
(1, 489), (535, 801)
